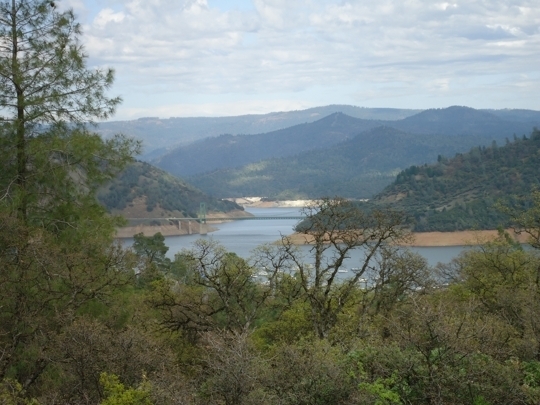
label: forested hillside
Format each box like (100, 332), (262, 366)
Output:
(190, 126), (498, 199)
(375, 128), (540, 231)
(98, 161), (243, 219)
(153, 113), (382, 177)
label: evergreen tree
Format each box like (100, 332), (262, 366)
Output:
(0, 0), (138, 232)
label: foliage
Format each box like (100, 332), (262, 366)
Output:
(3, 3), (540, 404)
(376, 128), (540, 231)
(99, 373), (152, 405)
(0, 0), (138, 230)
(503, 190), (540, 249)
(275, 197), (430, 339)
(132, 232), (171, 283)
(147, 239), (281, 337)
(0, 379), (39, 405)
(133, 233), (169, 263)
(0, 213), (136, 394)
(98, 161), (242, 217)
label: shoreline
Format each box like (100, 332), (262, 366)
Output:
(114, 223), (218, 239)
(406, 230), (529, 247)
(284, 229), (530, 247)
(116, 227), (530, 247)
(114, 209), (251, 238)
(114, 201), (530, 246)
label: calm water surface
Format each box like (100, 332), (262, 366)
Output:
(145, 207), (470, 267)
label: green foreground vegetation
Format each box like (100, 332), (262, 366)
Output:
(2, 2), (540, 405)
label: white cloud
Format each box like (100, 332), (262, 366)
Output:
(72, 0), (540, 118)
(93, 8), (125, 28)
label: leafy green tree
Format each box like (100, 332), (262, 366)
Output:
(99, 373), (153, 405)
(0, 378), (39, 405)
(0, 2), (141, 398)
(133, 233), (169, 264)
(0, 0), (137, 229)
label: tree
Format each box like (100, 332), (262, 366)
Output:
(99, 373), (153, 405)
(278, 197), (424, 339)
(148, 239), (279, 338)
(133, 233), (169, 265)
(132, 232), (173, 284)
(506, 190), (540, 250)
(0, 2), (142, 397)
(0, 212), (136, 394)
(0, 0), (137, 229)
(198, 331), (264, 405)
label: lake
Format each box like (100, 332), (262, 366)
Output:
(140, 207), (470, 267)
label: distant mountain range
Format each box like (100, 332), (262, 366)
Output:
(154, 106), (539, 199)
(189, 125), (493, 199)
(153, 113), (383, 177)
(391, 106), (537, 137)
(96, 105), (420, 160)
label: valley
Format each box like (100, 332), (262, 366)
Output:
(97, 105), (540, 238)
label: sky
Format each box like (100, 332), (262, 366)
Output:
(61, 0), (540, 120)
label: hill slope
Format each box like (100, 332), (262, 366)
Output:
(374, 129), (540, 231)
(153, 113), (383, 177)
(190, 126), (493, 199)
(98, 161), (244, 222)
(389, 106), (535, 138)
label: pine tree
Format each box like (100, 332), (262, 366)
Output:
(0, 0), (138, 231)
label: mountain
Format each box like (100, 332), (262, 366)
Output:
(98, 161), (245, 223)
(96, 105), (420, 160)
(388, 106), (536, 139)
(374, 129), (540, 231)
(189, 126), (494, 199)
(483, 108), (540, 123)
(153, 113), (383, 177)
(153, 106), (540, 180)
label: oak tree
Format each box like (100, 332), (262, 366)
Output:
(279, 197), (424, 339)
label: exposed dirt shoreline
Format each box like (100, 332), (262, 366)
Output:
(285, 229), (529, 247)
(406, 230), (529, 246)
(114, 209), (250, 238)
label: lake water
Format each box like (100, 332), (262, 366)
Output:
(141, 207), (469, 267)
